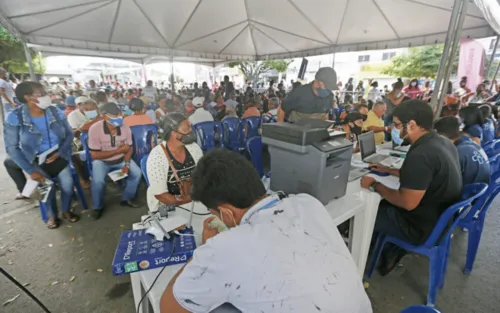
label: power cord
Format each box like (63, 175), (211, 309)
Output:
(175, 205), (211, 216)
(136, 237), (177, 313)
(0, 267), (52, 313)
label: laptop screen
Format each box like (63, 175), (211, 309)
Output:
(359, 132), (376, 159)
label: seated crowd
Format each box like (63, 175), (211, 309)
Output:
(3, 67), (499, 312)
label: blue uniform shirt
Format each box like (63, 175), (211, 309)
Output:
(455, 138), (490, 185)
(464, 124), (484, 143)
(31, 115), (59, 153)
(482, 119), (495, 144)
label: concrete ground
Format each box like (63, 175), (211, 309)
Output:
(1, 138), (499, 313)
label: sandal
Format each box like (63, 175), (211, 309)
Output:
(80, 180), (90, 189)
(15, 193), (29, 200)
(62, 212), (80, 223)
(47, 217), (60, 229)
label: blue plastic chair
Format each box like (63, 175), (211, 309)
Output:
(366, 183), (488, 307)
(458, 172), (500, 274)
(246, 136), (264, 177)
(80, 132), (93, 175)
(400, 305), (441, 313)
(39, 166), (89, 223)
(130, 124), (158, 165)
(193, 121), (223, 152)
(483, 139), (500, 158)
(222, 117), (246, 152)
(488, 153), (500, 175)
(140, 154), (150, 186)
(242, 116), (261, 139)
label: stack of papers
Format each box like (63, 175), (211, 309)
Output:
(365, 173), (400, 189)
(108, 169), (128, 182)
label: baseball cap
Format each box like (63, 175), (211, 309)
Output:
(192, 97), (204, 108)
(65, 96), (76, 105)
(100, 103), (121, 116)
(344, 112), (366, 124)
(75, 96), (88, 105)
(315, 67), (339, 91)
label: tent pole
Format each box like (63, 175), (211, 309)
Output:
(331, 53), (336, 68)
(485, 35), (499, 79)
(212, 63), (216, 88)
(141, 60), (147, 85)
(170, 57), (175, 93)
(430, 0), (462, 113)
(492, 61), (500, 89)
(23, 41), (36, 81)
(436, 0), (468, 118)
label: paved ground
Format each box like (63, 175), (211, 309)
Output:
(1, 131), (499, 313)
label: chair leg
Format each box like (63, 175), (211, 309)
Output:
(438, 243), (450, 289)
(73, 178), (89, 211)
(39, 201), (48, 223)
(464, 220), (484, 274)
(365, 234), (386, 279)
(427, 251), (441, 307)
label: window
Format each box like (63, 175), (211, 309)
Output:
(358, 55), (370, 62)
(382, 52), (396, 60)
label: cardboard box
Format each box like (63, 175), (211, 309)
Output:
(112, 227), (196, 276)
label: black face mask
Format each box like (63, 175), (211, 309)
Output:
(350, 125), (362, 136)
(178, 131), (197, 145)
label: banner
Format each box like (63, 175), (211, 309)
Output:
(457, 38), (486, 91)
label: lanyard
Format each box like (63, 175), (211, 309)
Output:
(241, 197), (280, 225)
(44, 113), (52, 148)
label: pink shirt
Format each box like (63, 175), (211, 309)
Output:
(88, 120), (132, 161)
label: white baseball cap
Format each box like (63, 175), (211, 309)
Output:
(192, 97), (204, 108)
(75, 96), (89, 105)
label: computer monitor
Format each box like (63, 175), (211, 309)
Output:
(358, 132), (376, 159)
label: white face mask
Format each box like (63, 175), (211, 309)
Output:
(35, 95), (52, 110)
(411, 82), (417, 87)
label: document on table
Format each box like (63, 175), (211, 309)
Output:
(365, 173), (400, 189)
(38, 144), (59, 165)
(108, 169), (128, 182)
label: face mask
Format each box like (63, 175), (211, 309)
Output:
(5, 73), (9, 79)
(350, 125), (362, 136)
(396, 92), (401, 98)
(218, 207), (237, 228)
(317, 88), (330, 98)
(107, 115), (123, 127)
(177, 131), (196, 145)
(85, 110), (98, 119)
(392, 127), (403, 145)
(34, 95), (52, 110)
(411, 82), (417, 87)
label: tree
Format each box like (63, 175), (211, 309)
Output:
(0, 27), (45, 75)
(382, 45), (454, 79)
(228, 60), (292, 84)
(485, 59), (500, 80)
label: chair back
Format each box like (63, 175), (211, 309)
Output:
(246, 136), (264, 177)
(130, 124), (158, 164)
(423, 182), (488, 248)
(140, 154), (149, 186)
(400, 305), (441, 313)
(463, 172), (500, 223)
(79, 132), (93, 173)
(484, 139), (500, 158)
(222, 117), (245, 149)
(488, 153), (500, 175)
(242, 116), (261, 138)
(193, 121), (223, 152)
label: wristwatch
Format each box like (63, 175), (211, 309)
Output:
(369, 181), (379, 193)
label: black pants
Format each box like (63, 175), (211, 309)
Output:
(4, 158), (26, 193)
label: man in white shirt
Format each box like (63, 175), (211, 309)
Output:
(160, 149), (372, 313)
(0, 68), (16, 120)
(142, 80), (157, 102)
(85, 80), (99, 97)
(68, 96), (92, 130)
(188, 96), (214, 126)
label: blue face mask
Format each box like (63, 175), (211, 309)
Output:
(396, 92), (401, 98)
(392, 127), (403, 145)
(84, 110), (98, 119)
(317, 88), (330, 98)
(107, 115), (123, 127)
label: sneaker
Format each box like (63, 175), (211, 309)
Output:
(91, 210), (103, 220)
(120, 200), (138, 208)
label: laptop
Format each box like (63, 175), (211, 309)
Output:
(359, 131), (390, 163)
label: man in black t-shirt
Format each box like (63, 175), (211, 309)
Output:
(361, 100), (462, 275)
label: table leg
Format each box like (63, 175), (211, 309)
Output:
(131, 272), (142, 311)
(349, 194), (380, 277)
(140, 280), (153, 313)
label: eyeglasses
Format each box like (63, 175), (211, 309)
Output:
(391, 122), (407, 129)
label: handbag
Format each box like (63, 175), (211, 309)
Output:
(160, 144), (192, 199)
(40, 151), (68, 178)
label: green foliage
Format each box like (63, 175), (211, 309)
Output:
(382, 45), (449, 79)
(228, 60), (291, 83)
(0, 27), (45, 75)
(485, 59), (500, 79)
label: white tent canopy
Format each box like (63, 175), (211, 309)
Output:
(0, 0), (497, 63)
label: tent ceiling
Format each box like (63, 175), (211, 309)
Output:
(0, 0), (497, 63)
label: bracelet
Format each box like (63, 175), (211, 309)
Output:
(369, 181), (379, 193)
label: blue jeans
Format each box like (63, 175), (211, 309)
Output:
(91, 160), (141, 210)
(43, 165), (74, 218)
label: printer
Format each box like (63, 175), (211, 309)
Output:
(262, 119), (353, 205)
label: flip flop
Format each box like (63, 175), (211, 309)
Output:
(15, 193), (29, 200)
(62, 211), (80, 223)
(46, 217), (60, 229)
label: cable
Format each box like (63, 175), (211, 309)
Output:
(0, 267), (52, 313)
(175, 205), (211, 216)
(136, 239), (176, 313)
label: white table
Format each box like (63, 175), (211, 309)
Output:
(130, 182), (382, 312)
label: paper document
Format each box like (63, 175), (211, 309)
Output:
(108, 169), (128, 182)
(22, 179), (39, 198)
(38, 180), (54, 203)
(38, 144), (59, 165)
(366, 173), (400, 190)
